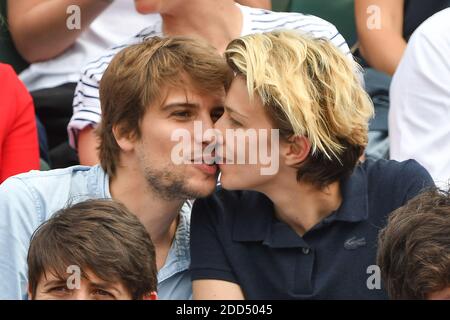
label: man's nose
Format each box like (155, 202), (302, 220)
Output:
(195, 113), (216, 146)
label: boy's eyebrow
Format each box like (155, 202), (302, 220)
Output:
(89, 281), (121, 295)
(42, 279), (67, 289)
(162, 102), (199, 110)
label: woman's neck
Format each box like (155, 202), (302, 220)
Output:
(259, 176), (342, 236)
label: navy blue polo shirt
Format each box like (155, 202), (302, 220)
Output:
(190, 159), (434, 299)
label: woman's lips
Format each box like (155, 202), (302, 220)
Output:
(192, 162), (218, 175)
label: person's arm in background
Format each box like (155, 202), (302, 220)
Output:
(235, 0), (271, 10)
(355, 0), (406, 75)
(0, 65), (39, 183)
(77, 126), (100, 166)
(7, 0), (113, 63)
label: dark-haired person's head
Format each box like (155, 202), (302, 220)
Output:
(27, 199), (158, 300)
(377, 187), (450, 300)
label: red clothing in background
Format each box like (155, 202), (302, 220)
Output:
(0, 64), (39, 183)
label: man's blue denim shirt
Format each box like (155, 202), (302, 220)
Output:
(0, 165), (192, 300)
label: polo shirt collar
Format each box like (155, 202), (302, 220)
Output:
(232, 165), (369, 247)
(323, 165), (369, 223)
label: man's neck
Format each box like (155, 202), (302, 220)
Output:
(161, 0), (243, 53)
(109, 164), (184, 246)
(259, 173), (342, 237)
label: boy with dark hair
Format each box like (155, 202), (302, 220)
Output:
(27, 199), (158, 300)
(377, 187), (450, 300)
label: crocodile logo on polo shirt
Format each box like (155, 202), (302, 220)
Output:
(344, 236), (367, 250)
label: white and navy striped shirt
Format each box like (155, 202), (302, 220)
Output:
(68, 4), (351, 148)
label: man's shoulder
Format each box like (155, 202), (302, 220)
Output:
(0, 165), (107, 222)
(4, 165), (95, 185)
(0, 166), (104, 203)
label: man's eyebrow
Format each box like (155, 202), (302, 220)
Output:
(161, 102), (199, 110)
(224, 105), (248, 119)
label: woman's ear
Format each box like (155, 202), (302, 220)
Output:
(112, 125), (136, 152)
(282, 135), (311, 167)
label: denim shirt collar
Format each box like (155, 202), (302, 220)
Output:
(94, 165), (192, 282)
(158, 201), (192, 283)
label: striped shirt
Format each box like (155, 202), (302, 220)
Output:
(68, 4), (351, 148)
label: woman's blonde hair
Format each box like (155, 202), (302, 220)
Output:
(225, 30), (374, 187)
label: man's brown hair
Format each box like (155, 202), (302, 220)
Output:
(27, 199), (157, 299)
(98, 36), (233, 177)
(377, 187), (450, 299)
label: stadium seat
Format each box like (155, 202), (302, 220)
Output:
(287, 0), (357, 46)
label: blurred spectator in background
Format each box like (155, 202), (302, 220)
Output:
(356, 0), (449, 76)
(70, 0), (350, 166)
(0, 63), (40, 183)
(8, 0), (159, 168)
(354, 0), (449, 161)
(389, 8), (450, 188)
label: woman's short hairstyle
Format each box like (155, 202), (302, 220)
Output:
(225, 30), (374, 187)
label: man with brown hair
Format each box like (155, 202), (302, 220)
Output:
(28, 199), (158, 300)
(377, 187), (450, 300)
(0, 36), (231, 299)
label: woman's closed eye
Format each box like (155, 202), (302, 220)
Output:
(229, 116), (243, 127)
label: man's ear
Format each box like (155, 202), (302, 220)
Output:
(143, 291), (158, 300)
(112, 124), (136, 152)
(282, 135), (311, 167)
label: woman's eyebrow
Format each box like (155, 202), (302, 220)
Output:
(224, 105), (248, 119)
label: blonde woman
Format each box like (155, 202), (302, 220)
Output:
(190, 31), (434, 300)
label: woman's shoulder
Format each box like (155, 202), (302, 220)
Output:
(360, 158), (435, 203)
(361, 158), (432, 182)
